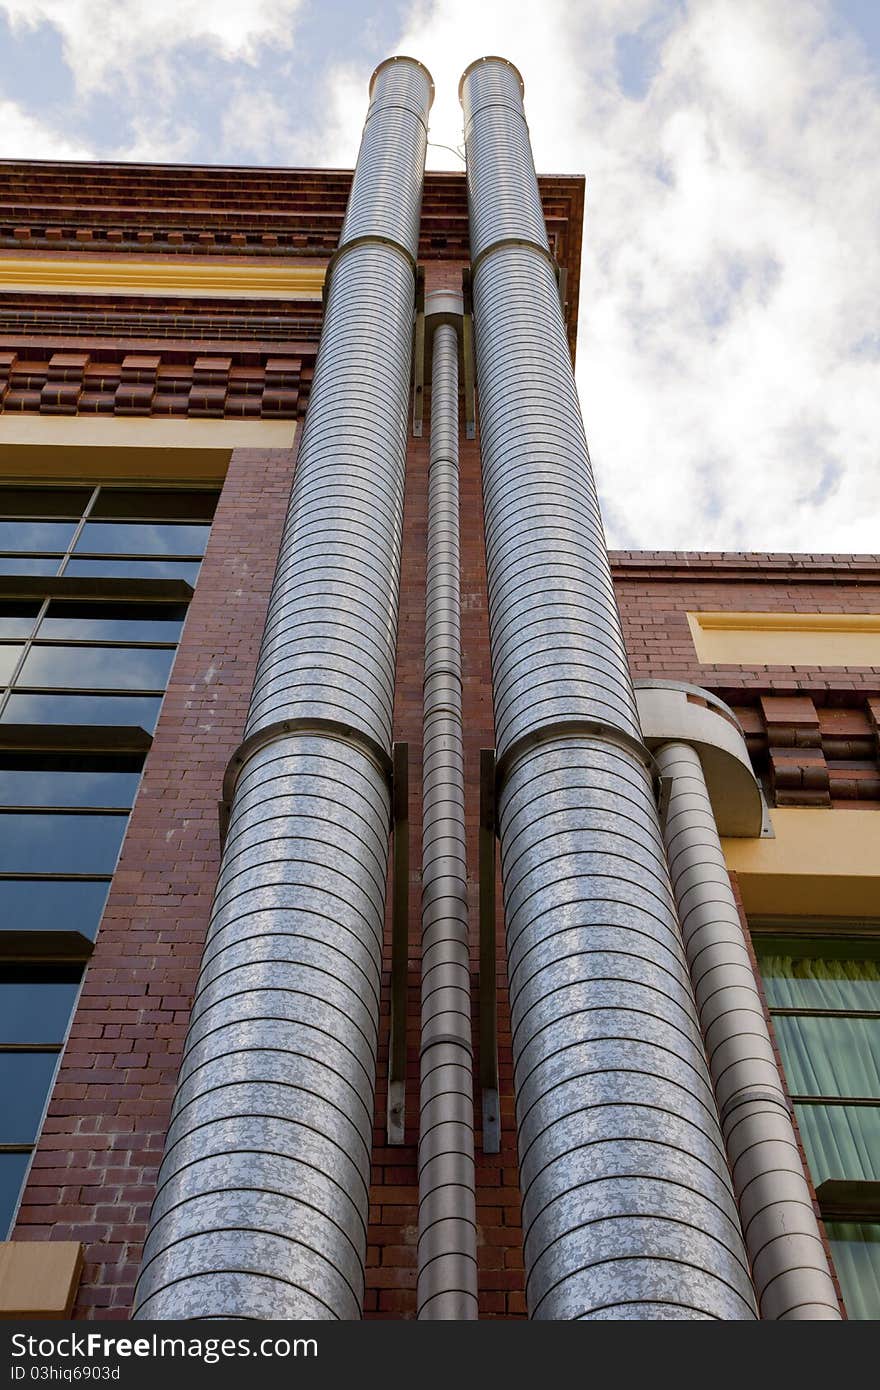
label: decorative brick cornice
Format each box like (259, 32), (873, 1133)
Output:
(0, 338), (315, 419)
(733, 694), (880, 808)
(610, 551), (880, 584)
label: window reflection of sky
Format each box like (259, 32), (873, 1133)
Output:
(0, 558), (60, 576)
(0, 810), (127, 873)
(0, 607), (38, 638)
(0, 646), (22, 683)
(0, 977), (81, 1044)
(1, 693), (161, 730)
(40, 604), (185, 642)
(0, 521), (76, 551)
(64, 558), (199, 583)
(20, 645), (174, 691)
(0, 880), (109, 938)
(75, 522), (210, 555)
(0, 1053), (60, 1142)
(0, 769), (140, 806)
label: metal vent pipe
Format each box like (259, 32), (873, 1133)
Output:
(417, 302), (479, 1319)
(460, 57), (757, 1319)
(655, 741), (841, 1319)
(134, 56), (433, 1320)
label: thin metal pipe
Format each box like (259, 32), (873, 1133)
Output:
(134, 55), (433, 1321)
(417, 315), (479, 1319)
(655, 741), (841, 1320)
(460, 55), (757, 1320)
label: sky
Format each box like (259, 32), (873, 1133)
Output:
(0, 0), (877, 554)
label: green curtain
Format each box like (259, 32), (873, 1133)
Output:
(825, 1223), (880, 1321)
(759, 951), (880, 1012)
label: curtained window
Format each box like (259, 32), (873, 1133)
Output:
(754, 936), (880, 1320)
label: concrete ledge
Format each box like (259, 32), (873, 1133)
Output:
(0, 1242), (83, 1319)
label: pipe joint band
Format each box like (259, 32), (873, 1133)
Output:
(496, 718), (656, 795)
(470, 235), (556, 279)
(222, 715), (393, 810)
(325, 233), (417, 296)
(420, 1033), (475, 1059)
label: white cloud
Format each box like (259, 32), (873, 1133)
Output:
(0, 0), (304, 94)
(0, 97), (94, 159)
(324, 0), (879, 553)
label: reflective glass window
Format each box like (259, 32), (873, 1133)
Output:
(0, 880), (109, 938)
(825, 1223), (880, 1321)
(0, 1153), (29, 1239)
(0, 811), (127, 874)
(75, 522), (210, 556)
(19, 645), (174, 692)
(40, 602), (187, 643)
(0, 756), (142, 807)
(0, 967), (82, 1044)
(0, 558), (60, 576)
(0, 646), (23, 684)
(63, 559), (199, 584)
(0, 1052), (60, 1143)
(795, 1103), (880, 1186)
(0, 521), (76, 552)
(772, 1015), (880, 1099)
(1, 693), (162, 730)
(0, 605), (39, 639)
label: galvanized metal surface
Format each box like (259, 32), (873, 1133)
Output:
(134, 55), (432, 1321)
(460, 55), (757, 1320)
(417, 318), (479, 1319)
(655, 741), (841, 1320)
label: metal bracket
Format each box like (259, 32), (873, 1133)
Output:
(461, 268), (476, 440)
(387, 741), (410, 1145)
(479, 746), (500, 1154)
(412, 267), (426, 437)
(655, 774), (673, 827)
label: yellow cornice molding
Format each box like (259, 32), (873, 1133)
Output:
(0, 256), (325, 300)
(694, 611), (880, 634)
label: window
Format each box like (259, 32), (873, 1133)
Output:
(754, 933), (880, 1320)
(0, 481), (218, 1238)
(0, 964), (83, 1237)
(0, 486), (216, 734)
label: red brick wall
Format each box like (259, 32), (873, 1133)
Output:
(12, 446), (298, 1319)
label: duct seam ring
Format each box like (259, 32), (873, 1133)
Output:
(470, 236), (555, 280)
(495, 719), (656, 793)
(324, 234), (418, 297)
(221, 715), (394, 811)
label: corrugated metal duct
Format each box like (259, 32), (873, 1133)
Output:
(134, 55), (433, 1321)
(459, 56), (757, 1320)
(418, 300), (479, 1318)
(655, 740), (841, 1319)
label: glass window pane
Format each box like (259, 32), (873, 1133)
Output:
(19, 645), (174, 691)
(64, 559), (199, 584)
(774, 1015), (880, 1098)
(0, 880), (109, 939)
(795, 1103), (880, 1184)
(0, 967), (82, 1044)
(825, 1222), (880, 1321)
(0, 558), (61, 576)
(0, 645), (23, 684)
(75, 522), (210, 556)
(0, 811), (127, 874)
(0, 488), (89, 518)
(91, 489), (218, 521)
(0, 521), (76, 552)
(0, 1152), (30, 1239)
(0, 604), (39, 638)
(1, 693), (161, 731)
(41, 602), (187, 643)
(0, 764), (141, 807)
(758, 949), (880, 1012)
(0, 1052), (59, 1143)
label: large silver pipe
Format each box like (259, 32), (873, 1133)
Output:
(134, 56), (433, 1321)
(655, 741), (841, 1320)
(460, 57), (756, 1320)
(417, 308), (479, 1319)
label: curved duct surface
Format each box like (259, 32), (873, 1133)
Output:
(418, 314), (478, 1318)
(460, 56), (757, 1320)
(655, 741), (841, 1320)
(134, 56), (433, 1320)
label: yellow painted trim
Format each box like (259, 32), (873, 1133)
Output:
(688, 611), (880, 666)
(0, 1242), (83, 1319)
(0, 418), (296, 483)
(723, 808), (880, 916)
(0, 255), (325, 300)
